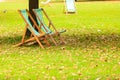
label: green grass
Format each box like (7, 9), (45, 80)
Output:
(0, 1), (120, 80)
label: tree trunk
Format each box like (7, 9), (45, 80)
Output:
(27, 0), (39, 36)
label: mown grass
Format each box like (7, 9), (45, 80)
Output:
(0, 1), (120, 80)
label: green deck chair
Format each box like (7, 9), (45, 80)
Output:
(33, 8), (66, 45)
(64, 0), (76, 14)
(14, 9), (50, 48)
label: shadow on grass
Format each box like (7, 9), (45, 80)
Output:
(64, 33), (120, 49)
(0, 35), (21, 44)
(1, 33), (120, 49)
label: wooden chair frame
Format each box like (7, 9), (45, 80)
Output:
(33, 8), (66, 45)
(14, 9), (50, 49)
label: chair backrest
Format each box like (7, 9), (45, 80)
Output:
(65, 0), (76, 12)
(19, 9), (40, 36)
(33, 9), (52, 34)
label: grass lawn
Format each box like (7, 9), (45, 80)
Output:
(0, 1), (120, 80)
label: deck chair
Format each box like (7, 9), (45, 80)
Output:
(32, 8), (66, 45)
(64, 0), (76, 14)
(14, 9), (50, 49)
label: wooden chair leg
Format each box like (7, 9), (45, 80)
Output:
(58, 35), (65, 44)
(49, 35), (57, 46)
(14, 37), (35, 47)
(22, 26), (27, 43)
(35, 36), (44, 49)
(44, 36), (50, 46)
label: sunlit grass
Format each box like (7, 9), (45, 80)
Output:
(0, 1), (120, 79)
